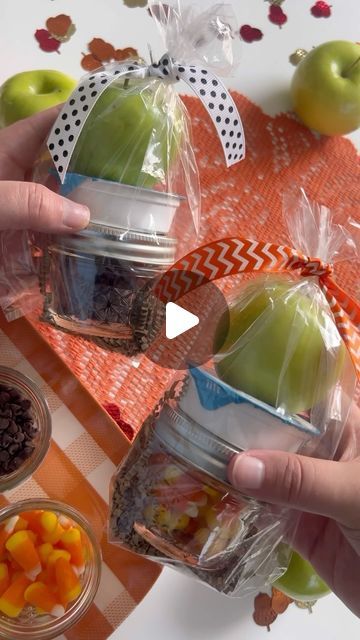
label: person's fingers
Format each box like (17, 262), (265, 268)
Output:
(228, 449), (360, 529)
(0, 181), (89, 233)
(0, 106), (61, 179)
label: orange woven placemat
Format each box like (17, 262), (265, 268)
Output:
(28, 91), (360, 437)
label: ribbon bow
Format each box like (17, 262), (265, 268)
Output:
(155, 237), (360, 378)
(47, 53), (245, 183)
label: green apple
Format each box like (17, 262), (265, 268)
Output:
(274, 550), (331, 601)
(291, 40), (360, 136)
(214, 276), (345, 413)
(70, 79), (184, 188)
(0, 70), (77, 127)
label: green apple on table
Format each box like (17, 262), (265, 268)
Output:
(214, 276), (345, 414)
(274, 550), (331, 601)
(291, 40), (360, 136)
(70, 80), (184, 188)
(0, 70), (76, 127)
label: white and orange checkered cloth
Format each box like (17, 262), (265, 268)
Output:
(0, 313), (161, 640)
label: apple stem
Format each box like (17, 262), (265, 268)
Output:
(342, 55), (360, 77)
(123, 78), (130, 89)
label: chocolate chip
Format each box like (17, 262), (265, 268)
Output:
(0, 418), (9, 430)
(8, 443), (20, 456)
(8, 421), (18, 435)
(23, 445), (35, 456)
(13, 432), (25, 444)
(0, 383), (38, 477)
(1, 433), (12, 448)
(11, 457), (23, 470)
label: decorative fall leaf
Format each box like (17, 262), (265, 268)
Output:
(310, 1), (332, 18)
(81, 39), (139, 70)
(271, 587), (293, 614)
(34, 29), (61, 53)
(239, 25), (263, 43)
(88, 38), (116, 62)
(253, 593), (277, 630)
(114, 47), (139, 61)
(45, 14), (76, 43)
(81, 53), (104, 72)
(268, 4), (288, 27)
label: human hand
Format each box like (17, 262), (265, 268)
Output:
(0, 107), (89, 232)
(228, 403), (360, 617)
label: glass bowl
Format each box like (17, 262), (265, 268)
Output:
(0, 499), (102, 639)
(0, 367), (52, 492)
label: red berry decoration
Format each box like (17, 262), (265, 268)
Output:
(311, 1), (332, 18)
(268, 4), (288, 27)
(239, 25), (263, 43)
(34, 29), (61, 53)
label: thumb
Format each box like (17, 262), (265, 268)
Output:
(228, 450), (360, 529)
(0, 181), (90, 233)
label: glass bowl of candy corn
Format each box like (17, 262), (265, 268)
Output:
(0, 499), (101, 639)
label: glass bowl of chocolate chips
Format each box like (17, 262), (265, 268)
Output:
(0, 367), (52, 491)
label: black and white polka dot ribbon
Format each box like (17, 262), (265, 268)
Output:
(47, 54), (245, 183)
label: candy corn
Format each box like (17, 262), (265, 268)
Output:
(60, 528), (85, 571)
(46, 549), (71, 583)
(0, 509), (87, 620)
(37, 543), (54, 567)
(24, 582), (65, 617)
(0, 574), (31, 618)
(0, 563), (10, 596)
(0, 516), (19, 557)
(5, 531), (41, 580)
(55, 557), (82, 604)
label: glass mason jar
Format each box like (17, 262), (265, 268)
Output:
(0, 499), (101, 640)
(39, 223), (177, 354)
(110, 370), (320, 595)
(0, 367), (52, 493)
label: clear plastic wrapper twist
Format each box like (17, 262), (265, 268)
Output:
(109, 190), (358, 597)
(0, 2), (243, 355)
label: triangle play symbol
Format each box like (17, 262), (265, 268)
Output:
(165, 302), (200, 340)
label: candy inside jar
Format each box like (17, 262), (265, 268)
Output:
(136, 450), (251, 569)
(109, 369), (323, 596)
(40, 225), (177, 354)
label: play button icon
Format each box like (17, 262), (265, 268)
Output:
(145, 269), (230, 371)
(165, 302), (199, 340)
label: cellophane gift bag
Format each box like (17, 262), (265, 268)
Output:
(109, 189), (359, 597)
(0, 1), (245, 356)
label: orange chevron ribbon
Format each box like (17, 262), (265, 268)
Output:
(155, 237), (360, 379)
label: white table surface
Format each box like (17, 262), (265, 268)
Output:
(0, 1), (359, 638)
